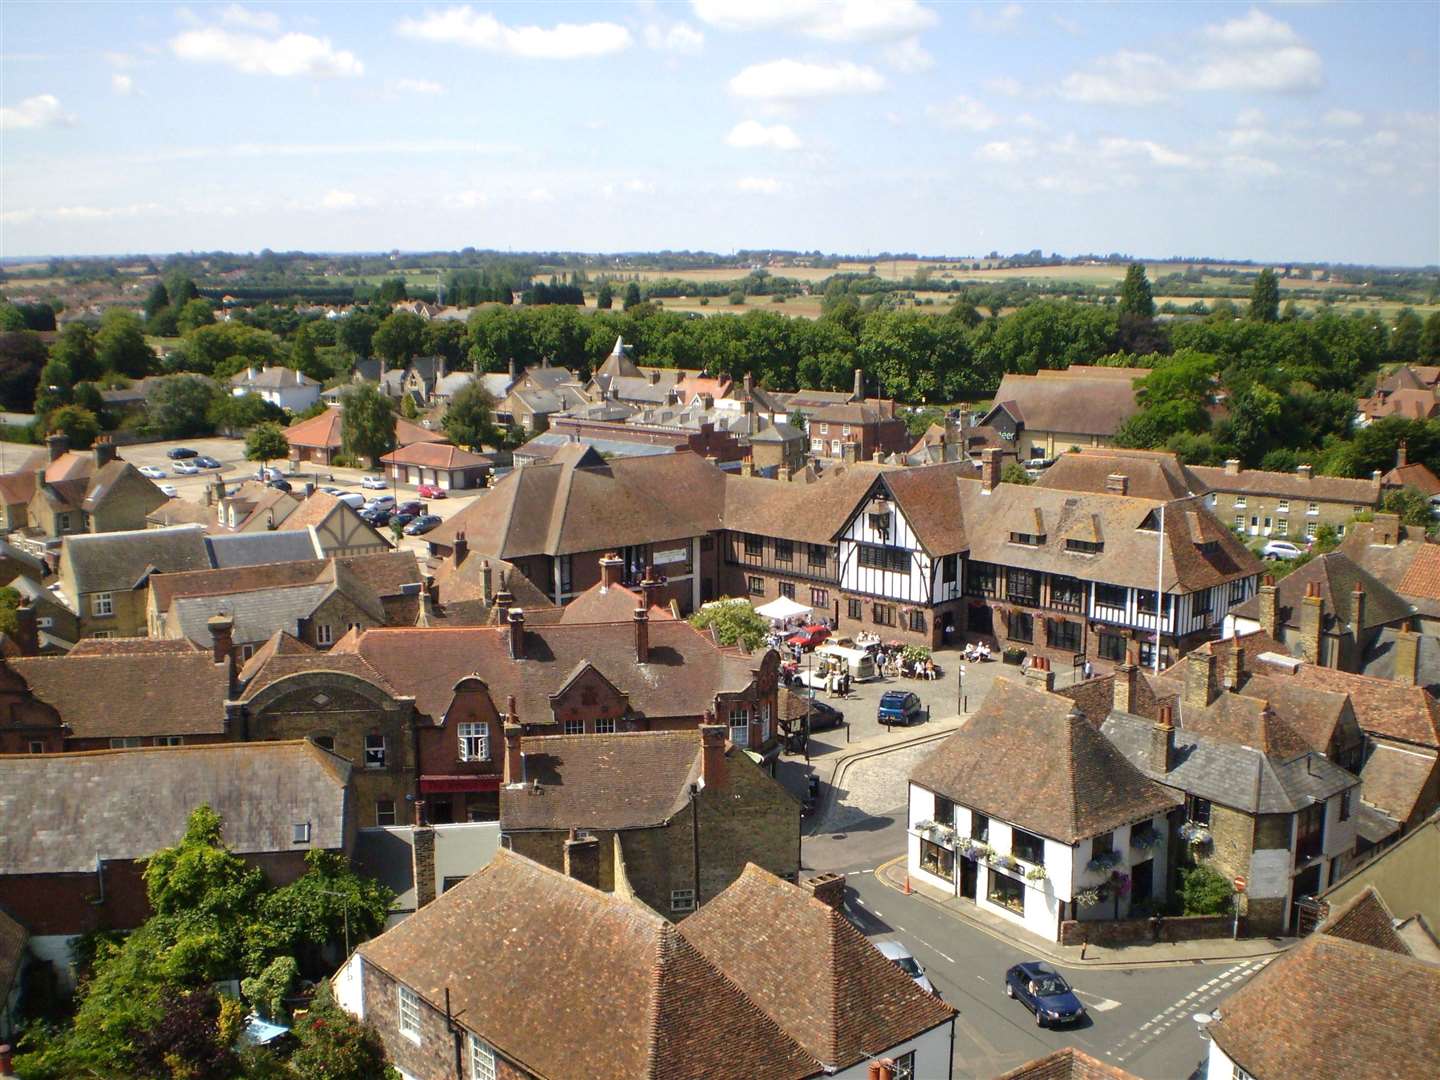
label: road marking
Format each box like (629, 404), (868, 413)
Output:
(1114, 959), (1269, 1064)
(975, 975), (986, 982)
(1074, 991), (1122, 1013)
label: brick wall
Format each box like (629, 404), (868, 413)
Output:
(1200, 804), (1254, 889)
(1058, 914), (1237, 947)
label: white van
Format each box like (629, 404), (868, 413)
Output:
(334, 491), (366, 510)
(812, 643), (879, 682)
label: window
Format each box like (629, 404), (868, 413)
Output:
(1277, 499), (1289, 513)
(376, 800), (397, 827)
(730, 710), (750, 747)
(779, 581), (796, 600)
(1098, 632), (1126, 662)
(1091, 831), (1114, 859)
(28, 740), (44, 754)
(760, 702), (771, 741)
(109, 737), (142, 748)
(564, 719), (585, 735)
(810, 587), (829, 607)
(1339, 788), (1351, 822)
(443, 875), (467, 893)
(1234, 496), (1246, 509)
(1297, 802), (1326, 861)
(670, 889), (695, 913)
(1007, 611), (1033, 643)
(987, 870), (1025, 914)
(919, 839), (954, 882)
(364, 734), (387, 768)
(1276, 519), (1288, 536)
(1047, 618), (1080, 653)
(1234, 514), (1245, 530)
(1136, 589), (1164, 615)
(1231, 1064), (1254, 1080)
(469, 1033), (497, 1080)
(934, 794), (955, 826)
(1193, 589), (1213, 616)
(240, 643), (256, 661)
(1306, 522), (1318, 539)
(774, 539), (794, 562)
(596, 716), (616, 734)
(1011, 828), (1045, 866)
(89, 630), (115, 639)
(872, 603), (894, 627)
(292, 822), (311, 845)
(847, 598), (863, 620)
(1230, 580), (1248, 604)
(398, 986), (423, 1043)
(458, 722), (489, 762)
(1049, 576), (1085, 611)
(942, 553), (958, 583)
(747, 575), (765, 597)
(966, 562), (997, 598)
(905, 609), (924, 632)
(808, 543), (829, 568)
(892, 1051), (916, 1080)
(744, 533), (763, 556)
(1307, 502), (1319, 515)
(858, 543), (910, 574)
(1187, 796), (1212, 826)
(1009, 531), (1045, 546)
(973, 812), (990, 842)
(1006, 569), (1040, 606)
(91, 592), (113, 616)
(313, 734), (335, 751)
(156, 735), (184, 747)
(316, 623), (333, 646)
(558, 554), (574, 594)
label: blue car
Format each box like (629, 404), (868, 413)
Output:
(877, 690), (924, 726)
(1005, 962), (1086, 1027)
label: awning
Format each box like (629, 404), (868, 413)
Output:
(755, 596), (811, 622)
(420, 774), (501, 794)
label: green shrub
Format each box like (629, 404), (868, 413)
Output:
(1178, 863), (1233, 916)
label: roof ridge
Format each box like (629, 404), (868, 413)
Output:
(0, 739), (313, 761)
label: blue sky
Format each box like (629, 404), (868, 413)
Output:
(2, 2), (1436, 264)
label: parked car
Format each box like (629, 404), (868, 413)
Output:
(807, 700), (845, 732)
(1005, 963), (1086, 1028)
(159, 484), (179, 498)
(334, 492), (366, 510)
(254, 466), (284, 481)
(361, 475), (388, 490)
(875, 941), (935, 996)
(361, 508), (392, 527)
(877, 690), (925, 726)
(194, 455), (221, 469)
(320, 485), (345, 496)
(417, 483), (447, 499)
(138, 465), (167, 479)
(267, 478), (292, 493)
(389, 513), (417, 530)
(403, 514), (443, 535)
(1261, 539), (1303, 560)
(166, 447), (198, 460)
(363, 495), (396, 512)
(172, 461), (200, 476)
(786, 624), (831, 651)
(397, 500), (424, 517)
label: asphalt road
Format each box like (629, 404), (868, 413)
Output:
(806, 813), (1266, 1080)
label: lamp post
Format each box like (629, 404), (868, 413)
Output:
(957, 663), (967, 716)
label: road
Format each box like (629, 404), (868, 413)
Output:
(805, 811), (1264, 1080)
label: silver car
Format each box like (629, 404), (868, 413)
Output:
(874, 940), (936, 995)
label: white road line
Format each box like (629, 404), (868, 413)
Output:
(975, 975), (986, 982)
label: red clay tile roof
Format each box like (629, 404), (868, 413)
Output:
(1397, 542), (1440, 601)
(1320, 886), (1412, 955)
(357, 850), (823, 1080)
(558, 579), (673, 624)
(679, 865), (954, 1071)
(1206, 934), (1440, 1080)
(379, 441), (490, 469)
(431, 552), (556, 613)
(0, 469), (37, 508)
(911, 676), (1181, 843)
(1037, 447), (1208, 502)
(996, 1048), (1142, 1080)
(984, 369), (1143, 438)
(283, 409), (342, 449)
(1358, 742), (1439, 823)
(1188, 463), (1382, 504)
(723, 464), (889, 546)
(1383, 461), (1440, 497)
(149, 550), (419, 612)
(67, 636), (202, 657)
(1250, 655), (1440, 748)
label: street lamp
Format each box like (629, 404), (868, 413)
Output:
(957, 663), (967, 716)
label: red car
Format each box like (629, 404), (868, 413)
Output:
(416, 484), (447, 499)
(786, 624), (831, 650)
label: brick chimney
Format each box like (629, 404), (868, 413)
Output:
(503, 722), (524, 783)
(563, 828), (601, 890)
(1299, 581), (1324, 665)
(842, 442), (859, 464)
(852, 368), (864, 402)
(453, 531), (468, 567)
(1024, 654), (1055, 692)
(1223, 458), (1242, 476)
(1112, 660), (1136, 713)
(478, 559), (492, 603)
(980, 448), (1002, 493)
(45, 431), (69, 463)
(1183, 650), (1218, 711)
(699, 720), (727, 788)
(208, 475), (225, 507)
(801, 871), (846, 910)
(1151, 703), (1175, 773)
(207, 613), (234, 665)
(599, 552), (623, 591)
(1349, 583), (1366, 654)
(507, 607), (525, 660)
(92, 435), (117, 469)
(1224, 637), (1246, 690)
(13, 602), (38, 657)
(1257, 574), (1279, 639)
(1105, 473), (1129, 496)
(1397, 440), (1409, 468)
(639, 566), (660, 610)
(634, 605), (650, 663)
(412, 820), (436, 909)
(1373, 512), (1401, 546)
(1296, 463), (1313, 481)
(741, 458), (754, 477)
(1391, 623), (1420, 686)
(779, 464), (793, 483)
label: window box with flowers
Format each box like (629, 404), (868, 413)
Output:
(988, 851), (1021, 873)
(961, 839), (992, 861)
(1025, 865), (1048, 882)
(1178, 821), (1212, 846)
(1087, 849), (1124, 873)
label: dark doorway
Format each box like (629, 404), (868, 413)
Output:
(1130, 859), (1153, 907)
(960, 856), (978, 901)
(967, 601), (993, 638)
(1289, 864), (1323, 935)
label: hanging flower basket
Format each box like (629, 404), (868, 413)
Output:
(1179, 822), (1212, 846)
(1130, 827), (1163, 851)
(988, 852), (1021, 872)
(1025, 865), (1048, 882)
(1087, 849), (1124, 873)
(1110, 870), (1132, 898)
(1074, 887), (1104, 908)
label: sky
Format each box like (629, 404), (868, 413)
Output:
(1, 1), (1436, 265)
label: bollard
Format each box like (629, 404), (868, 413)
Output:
(903, 876), (913, 895)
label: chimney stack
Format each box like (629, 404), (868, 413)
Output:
(45, 431), (69, 463)
(13, 602), (38, 657)
(1183, 650), (1219, 711)
(741, 458), (754, 477)
(1223, 458), (1242, 476)
(563, 829), (601, 890)
(852, 368), (864, 402)
(599, 552), (623, 591)
(1373, 512), (1401, 546)
(1397, 440), (1409, 468)
(1151, 703), (1176, 773)
(479, 559), (493, 602)
(1299, 581), (1324, 665)
(743, 371), (753, 397)
(1113, 659), (1137, 713)
(779, 464), (793, 483)
(640, 566), (660, 611)
(503, 722), (524, 784)
(411, 820), (436, 909)
(1024, 654), (1055, 692)
(1391, 622), (1420, 686)
(92, 435), (116, 469)
(1224, 637), (1246, 690)
(980, 448), (1002, 493)
(1296, 463), (1313, 481)
(453, 531), (468, 567)
(700, 719), (727, 788)
(207, 613), (234, 665)
(1105, 473), (1129, 496)
(634, 605), (650, 663)
(507, 608), (526, 660)
(801, 871), (847, 911)
(1257, 574), (1279, 639)
(1349, 583), (1366, 658)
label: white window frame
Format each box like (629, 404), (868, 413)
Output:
(595, 716), (616, 734)
(376, 799), (397, 826)
(398, 985), (423, 1044)
(469, 1033), (497, 1080)
(1233, 496), (1246, 509)
(1234, 514), (1244, 529)
(893, 1051), (916, 1080)
(109, 736), (142, 749)
(1277, 499), (1289, 513)
(730, 709), (750, 748)
(92, 592), (114, 616)
(316, 623), (333, 645)
(1277, 519), (1288, 536)
(364, 733), (387, 768)
(1306, 522), (1318, 539)
(458, 722), (489, 762)
(563, 719), (584, 735)
(292, 822), (311, 845)
(670, 889), (696, 913)
(1307, 502), (1319, 515)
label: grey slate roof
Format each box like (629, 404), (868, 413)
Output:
(1230, 552), (1415, 632)
(172, 583), (331, 645)
(0, 742), (351, 874)
(64, 525), (211, 593)
(205, 529), (322, 568)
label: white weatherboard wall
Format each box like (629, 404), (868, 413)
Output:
(831, 1022), (953, 1079)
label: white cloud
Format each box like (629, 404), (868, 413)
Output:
(692, 0), (936, 43)
(111, 74), (134, 96)
(445, 190), (488, 210)
(737, 176), (782, 194)
(985, 75), (1023, 97)
(104, 51), (136, 68)
(1367, 129), (1400, 147)
(926, 95), (1001, 132)
(393, 78), (444, 95)
(319, 189), (366, 210)
(691, 0), (811, 33)
(1236, 107), (1266, 128)
(975, 138), (1036, 164)
(643, 23), (704, 53)
(728, 59), (885, 101)
(970, 3), (1023, 34)
(1060, 50), (1171, 105)
(220, 5), (281, 32)
(1099, 137), (1197, 169)
(1324, 108), (1363, 127)
(883, 37), (934, 74)
(1222, 154), (1281, 177)
(397, 6), (632, 60)
(1190, 45), (1322, 93)
(1203, 8), (1298, 49)
(170, 27), (363, 77)
(726, 119), (802, 150)
(1015, 112), (1045, 130)
(0, 93), (75, 130)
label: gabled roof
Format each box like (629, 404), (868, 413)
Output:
(1382, 460), (1440, 496)
(1037, 447), (1209, 501)
(0, 741), (351, 875)
(430, 552), (556, 615)
(356, 850), (823, 1080)
(723, 464), (889, 546)
(1230, 552), (1414, 632)
(558, 577), (673, 624)
(379, 441), (491, 469)
(997, 1049), (1141, 1080)
(982, 368), (1144, 438)
(62, 525), (212, 594)
(1188, 463), (1382, 504)
(231, 366), (319, 389)
(1320, 885), (1412, 955)
(912, 677), (1180, 844)
(1206, 934), (1440, 1080)
(865, 462), (977, 555)
(1249, 653), (1440, 748)
(679, 865), (955, 1071)
(283, 409), (445, 450)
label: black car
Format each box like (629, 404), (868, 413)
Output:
(266, 478), (292, 493)
(1005, 963), (1086, 1028)
(403, 514), (443, 536)
(194, 455), (221, 469)
(397, 500), (424, 517)
(807, 700), (845, 732)
(361, 508), (392, 526)
(167, 447), (198, 460)
(389, 512), (417, 530)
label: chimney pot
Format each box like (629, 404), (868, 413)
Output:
(1223, 458), (1242, 476)
(1105, 472), (1128, 495)
(599, 552), (623, 590)
(1296, 463), (1313, 480)
(453, 531), (468, 566)
(634, 605), (650, 663)
(1024, 654), (1055, 692)
(507, 607), (526, 660)
(1151, 702), (1175, 772)
(1397, 440), (1409, 468)
(206, 613), (234, 665)
(503, 723), (524, 784)
(801, 871), (847, 910)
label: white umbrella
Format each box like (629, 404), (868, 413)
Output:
(755, 596), (812, 623)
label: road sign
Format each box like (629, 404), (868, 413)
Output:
(1233, 875), (1247, 892)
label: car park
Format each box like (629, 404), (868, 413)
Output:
(403, 514), (443, 535)
(363, 495), (396, 512)
(254, 467), (284, 481)
(397, 500), (424, 517)
(877, 690), (925, 727)
(194, 455), (221, 469)
(334, 492), (366, 510)
(361, 508), (392, 527)
(361, 475), (388, 490)
(159, 484), (179, 498)
(167, 447), (198, 460)
(138, 465), (167, 479)
(786, 624), (831, 651)
(1005, 963), (1086, 1028)
(876, 941), (936, 996)
(417, 483), (447, 499)
(172, 461), (200, 475)
(806, 700), (845, 732)
(1261, 539), (1303, 560)
(389, 513), (416, 530)
(320, 485), (345, 496)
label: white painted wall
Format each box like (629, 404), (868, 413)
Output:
(333, 952), (366, 1019)
(28, 934), (77, 989)
(830, 1022), (953, 1080)
(1205, 1038), (1250, 1080)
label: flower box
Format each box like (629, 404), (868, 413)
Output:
(1025, 865), (1048, 882)
(1130, 828), (1163, 851)
(1087, 850), (1123, 873)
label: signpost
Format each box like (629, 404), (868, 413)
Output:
(1232, 876), (1246, 939)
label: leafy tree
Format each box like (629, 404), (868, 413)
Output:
(374, 276), (409, 305)
(50, 321), (100, 382)
(442, 380), (496, 448)
(180, 322), (284, 378)
(96, 308), (153, 377)
(37, 359), (74, 413)
(166, 273), (200, 307)
(423, 320), (466, 366)
(241, 955), (299, 1022)
(1001, 462), (1032, 485)
(0, 330), (47, 411)
(371, 311), (426, 368)
(338, 311), (380, 359)
(73, 381), (106, 421)
(135, 985), (238, 1079)
(0, 304), (29, 331)
(1382, 485), (1434, 528)
(595, 281), (614, 309)
(399, 394), (418, 419)
(289, 322), (328, 382)
(286, 982), (399, 1080)
(1420, 311), (1440, 362)
(148, 375), (219, 438)
(143, 281), (171, 320)
(46, 404), (100, 448)
(0, 585), (22, 638)
(1117, 263), (1155, 320)
(1178, 863), (1232, 916)
(340, 382), (395, 465)
(176, 297), (216, 335)
(1390, 308), (1423, 364)
(210, 391), (284, 436)
(1247, 269), (1280, 323)
(688, 599), (770, 650)
(246, 422), (291, 468)
(622, 282), (643, 310)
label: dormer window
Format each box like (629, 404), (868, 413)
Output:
(1064, 539), (1102, 554)
(1008, 532), (1044, 546)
